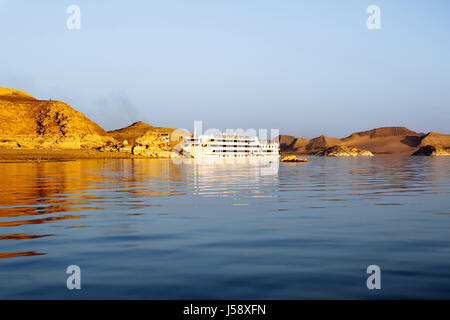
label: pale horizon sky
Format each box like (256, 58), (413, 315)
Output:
(0, 0), (449, 138)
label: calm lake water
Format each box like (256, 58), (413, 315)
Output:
(0, 156), (449, 299)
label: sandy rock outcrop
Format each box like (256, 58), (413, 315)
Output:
(419, 132), (450, 148)
(281, 155), (308, 162)
(132, 132), (173, 158)
(317, 145), (373, 157)
(0, 87), (115, 150)
(108, 121), (188, 158)
(108, 121), (154, 145)
(412, 145), (450, 156)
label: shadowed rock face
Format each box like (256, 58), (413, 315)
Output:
(0, 87), (114, 149)
(306, 135), (342, 153)
(279, 135), (297, 150)
(412, 145), (450, 156)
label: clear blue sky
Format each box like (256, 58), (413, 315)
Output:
(0, 0), (449, 137)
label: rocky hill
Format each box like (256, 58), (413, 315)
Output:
(0, 87), (114, 149)
(108, 121), (155, 145)
(108, 121), (188, 147)
(108, 121), (190, 156)
(419, 132), (450, 148)
(0, 87), (183, 158)
(280, 127), (450, 155)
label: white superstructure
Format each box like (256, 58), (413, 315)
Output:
(181, 134), (279, 159)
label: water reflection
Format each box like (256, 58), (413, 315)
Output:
(187, 157), (280, 196)
(0, 158), (281, 259)
(0, 156), (449, 299)
(1, 157), (448, 255)
(0, 251), (46, 259)
(0, 160), (188, 257)
(0, 234), (54, 240)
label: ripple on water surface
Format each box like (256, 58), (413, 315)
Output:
(0, 156), (449, 299)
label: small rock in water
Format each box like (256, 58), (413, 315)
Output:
(281, 155), (308, 162)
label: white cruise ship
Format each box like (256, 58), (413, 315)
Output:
(181, 134), (279, 159)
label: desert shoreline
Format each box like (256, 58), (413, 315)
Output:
(2, 87), (450, 158)
(0, 149), (420, 162)
(0, 149), (155, 161)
